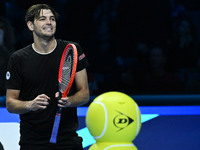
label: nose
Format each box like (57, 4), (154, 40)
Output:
(46, 18), (52, 24)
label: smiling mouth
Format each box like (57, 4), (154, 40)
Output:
(44, 27), (53, 31)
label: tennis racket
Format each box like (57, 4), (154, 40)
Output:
(50, 43), (78, 143)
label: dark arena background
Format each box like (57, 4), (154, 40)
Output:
(0, 0), (200, 150)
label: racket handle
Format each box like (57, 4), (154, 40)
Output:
(50, 113), (61, 143)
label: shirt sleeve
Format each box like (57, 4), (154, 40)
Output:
(73, 42), (90, 72)
(58, 39), (90, 72)
(6, 53), (22, 90)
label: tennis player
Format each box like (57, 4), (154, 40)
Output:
(6, 4), (90, 150)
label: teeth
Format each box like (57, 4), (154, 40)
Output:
(44, 28), (52, 31)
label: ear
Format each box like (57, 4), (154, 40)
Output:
(27, 21), (34, 31)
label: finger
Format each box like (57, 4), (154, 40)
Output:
(37, 101), (49, 106)
(57, 100), (66, 108)
(39, 94), (50, 100)
(57, 104), (65, 108)
(30, 101), (49, 111)
(33, 101), (49, 109)
(61, 97), (69, 101)
(36, 98), (49, 103)
(58, 99), (66, 105)
(38, 105), (48, 109)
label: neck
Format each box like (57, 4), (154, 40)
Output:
(33, 37), (56, 54)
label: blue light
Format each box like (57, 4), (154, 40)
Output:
(77, 127), (96, 148)
(77, 113), (159, 148)
(1, 106), (200, 149)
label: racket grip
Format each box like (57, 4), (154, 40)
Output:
(50, 113), (61, 143)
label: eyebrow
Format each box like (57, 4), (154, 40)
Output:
(37, 15), (55, 20)
(38, 15), (55, 18)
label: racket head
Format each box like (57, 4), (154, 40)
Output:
(58, 43), (77, 98)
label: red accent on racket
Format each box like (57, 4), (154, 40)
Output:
(50, 43), (78, 143)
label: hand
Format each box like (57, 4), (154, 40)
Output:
(55, 92), (71, 108)
(28, 94), (50, 111)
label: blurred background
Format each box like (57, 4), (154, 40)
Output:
(1, 1), (200, 150)
(1, 0), (200, 106)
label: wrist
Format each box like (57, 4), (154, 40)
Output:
(25, 101), (32, 112)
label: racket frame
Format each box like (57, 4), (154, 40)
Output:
(50, 43), (78, 143)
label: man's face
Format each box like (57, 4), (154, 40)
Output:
(31, 9), (56, 39)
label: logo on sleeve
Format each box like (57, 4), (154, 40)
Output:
(79, 53), (85, 61)
(6, 71), (10, 80)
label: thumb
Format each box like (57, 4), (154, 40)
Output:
(55, 92), (59, 98)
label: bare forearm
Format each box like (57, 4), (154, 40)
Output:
(6, 98), (32, 114)
(69, 89), (90, 107)
(6, 90), (50, 114)
(63, 69), (90, 107)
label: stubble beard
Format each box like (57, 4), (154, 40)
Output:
(34, 27), (56, 41)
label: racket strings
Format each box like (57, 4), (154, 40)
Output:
(60, 48), (74, 92)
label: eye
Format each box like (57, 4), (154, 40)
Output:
(51, 17), (55, 21)
(39, 18), (45, 21)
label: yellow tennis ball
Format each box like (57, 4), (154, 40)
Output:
(86, 91), (141, 143)
(89, 142), (138, 150)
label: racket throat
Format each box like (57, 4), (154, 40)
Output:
(56, 112), (61, 116)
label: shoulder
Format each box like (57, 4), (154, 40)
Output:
(56, 39), (84, 56)
(56, 39), (81, 48)
(9, 45), (33, 65)
(11, 45), (33, 59)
